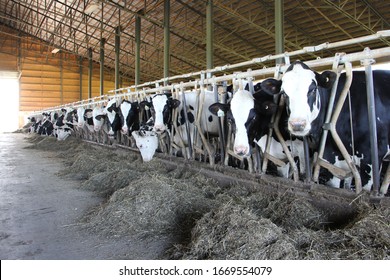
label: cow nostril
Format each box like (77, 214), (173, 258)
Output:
(289, 120), (307, 131)
(234, 146), (248, 156)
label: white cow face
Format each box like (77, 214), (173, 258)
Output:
(151, 95), (169, 133)
(92, 106), (105, 131)
(57, 127), (72, 141)
(262, 62), (335, 137)
(120, 101), (132, 135)
(77, 107), (86, 128)
(105, 99), (119, 136)
(281, 63), (320, 136)
(230, 89), (254, 157)
(132, 130), (159, 162)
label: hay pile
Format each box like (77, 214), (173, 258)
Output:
(23, 134), (390, 260)
(178, 198), (389, 260)
(181, 202), (299, 260)
(85, 174), (217, 240)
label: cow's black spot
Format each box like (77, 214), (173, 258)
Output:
(189, 105), (195, 111)
(208, 115), (213, 122)
(187, 112), (195, 123)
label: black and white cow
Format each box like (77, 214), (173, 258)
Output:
(261, 61), (390, 192)
(84, 108), (95, 132)
(140, 89), (225, 160)
(120, 100), (140, 136)
(92, 106), (106, 132)
(131, 118), (159, 162)
(104, 99), (123, 138)
(114, 98), (159, 162)
(37, 112), (54, 136)
(53, 108), (76, 140)
(209, 82), (305, 177)
(76, 107), (86, 130)
(140, 93), (178, 134)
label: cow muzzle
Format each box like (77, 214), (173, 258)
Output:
(288, 119), (307, 133)
(234, 145), (250, 157)
(153, 124), (166, 134)
(121, 126), (128, 135)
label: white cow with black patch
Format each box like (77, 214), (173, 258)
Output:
(141, 90), (223, 157)
(209, 83), (305, 178)
(262, 61), (390, 193)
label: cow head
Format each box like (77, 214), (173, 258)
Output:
(120, 100), (140, 135)
(261, 61), (336, 137)
(92, 106), (106, 132)
(209, 85), (277, 157)
(104, 99), (120, 137)
(76, 107), (86, 128)
(83, 108), (94, 132)
(132, 127), (159, 162)
(140, 94), (180, 134)
(57, 126), (72, 141)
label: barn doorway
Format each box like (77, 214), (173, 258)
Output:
(0, 73), (19, 133)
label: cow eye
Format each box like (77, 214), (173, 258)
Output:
(308, 82), (317, 97)
(308, 87), (316, 96)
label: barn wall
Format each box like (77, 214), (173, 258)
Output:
(0, 26), (129, 127)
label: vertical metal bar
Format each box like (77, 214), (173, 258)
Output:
(100, 38), (105, 96)
(214, 83), (225, 163)
(364, 61), (380, 195)
(88, 47), (93, 99)
(327, 62), (362, 192)
(135, 15), (141, 86)
(303, 137), (311, 183)
(60, 51), (63, 104)
(181, 89), (193, 159)
(164, 0), (170, 85)
(115, 26), (121, 90)
(206, 0), (214, 78)
(275, 0), (284, 64)
(79, 56), (83, 101)
(313, 54), (342, 182)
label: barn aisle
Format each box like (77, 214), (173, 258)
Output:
(0, 133), (165, 259)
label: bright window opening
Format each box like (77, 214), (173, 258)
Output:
(0, 76), (19, 133)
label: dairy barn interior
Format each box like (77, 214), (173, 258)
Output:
(0, 0), (389, 261)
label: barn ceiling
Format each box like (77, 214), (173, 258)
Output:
(0, 0), (390, 85)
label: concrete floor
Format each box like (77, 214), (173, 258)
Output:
(0, 133), (166, 259)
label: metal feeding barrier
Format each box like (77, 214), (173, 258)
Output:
(31, 30), (390, 197)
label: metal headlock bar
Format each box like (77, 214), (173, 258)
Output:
(31, 32), (390, 197)
(34, 46), (390, 115)
(33, 29), (390, 114)
(261, 64), (300, 182)
(106, 30), (390, 95)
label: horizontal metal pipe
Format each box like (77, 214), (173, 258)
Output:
(34, 46), (390, 114)
(108, 29), (390, 94)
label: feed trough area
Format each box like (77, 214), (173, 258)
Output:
(8, 132), (387, 260)
(17, 31), (390, 260)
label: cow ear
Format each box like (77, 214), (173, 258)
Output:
(112, 105), (119, 113)
(208, 102), (230, 116)
(261, 78), (282, 95)
(95, 115), (106, 121)
(316, 71), (337, 89)
(140, 101), (152, 109)
(170, 99), (181, 109)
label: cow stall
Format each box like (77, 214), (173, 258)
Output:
(28, 30), (390, 201)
